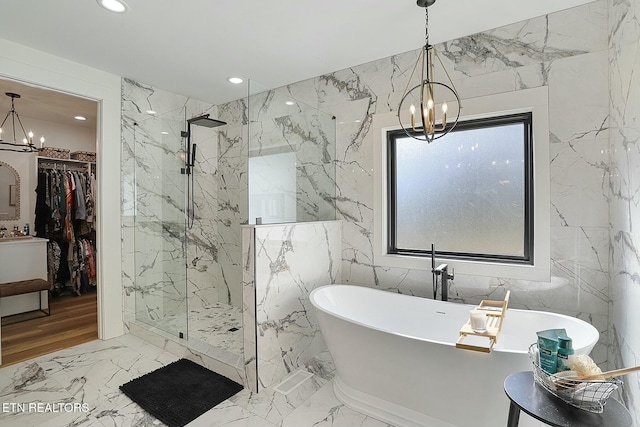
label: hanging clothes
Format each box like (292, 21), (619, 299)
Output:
(85, 171), (94, 224)
(34, 171), (50, 237)
(35, 162), (98, 295)
(46, 240), (61, 290)
(73, 172), (86, 221)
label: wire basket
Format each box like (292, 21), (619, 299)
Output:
(528, 344), (621, 413)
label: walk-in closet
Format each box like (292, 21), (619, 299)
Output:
(0, 78), (99, 366)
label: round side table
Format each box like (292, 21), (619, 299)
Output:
(503, 371), (632, 427)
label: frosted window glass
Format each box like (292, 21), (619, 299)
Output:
(393, 121), (527, 258)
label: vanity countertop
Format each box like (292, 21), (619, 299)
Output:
(0, 236), (48, 245)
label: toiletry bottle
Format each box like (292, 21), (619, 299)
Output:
(537, 331), (560, 374)
(556, 335), (574, 372)
(23, 223), (29, 236)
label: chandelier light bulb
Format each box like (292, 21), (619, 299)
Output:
(409, 104), (416, 129)
(427, 99), (434, 110)
(23, 138), (28, 145)
(442, 102), (448, 113)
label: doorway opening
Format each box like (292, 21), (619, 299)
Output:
(0, 77), (99, 366)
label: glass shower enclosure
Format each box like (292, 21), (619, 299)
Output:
(133, 107), (189, 339)
(248, 80), (336, 224)
(129, 79), (337, 374)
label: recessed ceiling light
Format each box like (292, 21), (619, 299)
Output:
(96, 0), (129, 13)
(161, 131), (169, 135)
(74, 115), (87, 121)
(146, 110), (156, 115)
(227, 77), (243, 84)
(285, 101), (295, 106)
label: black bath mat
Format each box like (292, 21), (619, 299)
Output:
(119, 358), (243, 427)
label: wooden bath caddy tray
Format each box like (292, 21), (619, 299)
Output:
(456, 290), (510, 353)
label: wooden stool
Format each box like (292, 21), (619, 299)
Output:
(0, 279), (51, 323)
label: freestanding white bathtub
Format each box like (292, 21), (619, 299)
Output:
(310, 284), (599, 427)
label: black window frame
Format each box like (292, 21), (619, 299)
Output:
(387, 112), (534, 264)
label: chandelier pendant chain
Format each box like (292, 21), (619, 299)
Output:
(423, 7), (435, 136)
(425, 7), (429, 48)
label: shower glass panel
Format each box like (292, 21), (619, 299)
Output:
(248, 80), (336, 224)
(134, 107), (188, 339)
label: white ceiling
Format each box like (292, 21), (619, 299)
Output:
(0, 0), (594, 108)
(0, 79), (97, 131)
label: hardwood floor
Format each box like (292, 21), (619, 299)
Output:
(1, 290), (98, 366)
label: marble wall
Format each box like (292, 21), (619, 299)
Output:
(609, 0), (640, 422)
(242, 221), (341, 392)
(239, 0), (610, 372)
(264, 0), (613, 367)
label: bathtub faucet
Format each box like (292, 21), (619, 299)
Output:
(433, 263), (454, 302)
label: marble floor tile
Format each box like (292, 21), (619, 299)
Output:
(187, 400), (278, 427)
(279, 381), (395, 427)
(0, 334), (387, 427)
(230, 373), (328, 425)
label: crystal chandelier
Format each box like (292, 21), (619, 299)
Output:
(0, 92), (44, 153)
(397, 0), (461, 143)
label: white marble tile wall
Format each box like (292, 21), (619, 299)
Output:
(215, 118), (248, 308)
(242, 221), (341, 392)
(609, 0), (640, 422)
(269, 0), (614, 368)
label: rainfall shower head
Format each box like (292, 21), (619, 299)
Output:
(187, 114), (226, 128)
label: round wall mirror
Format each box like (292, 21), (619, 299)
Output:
(0, 160), (20, 221)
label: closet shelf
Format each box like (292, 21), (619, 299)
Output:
(38, 156), (95, 165)
(37, 156), (96, 174)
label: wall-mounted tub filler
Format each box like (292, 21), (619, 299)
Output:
(431, 243), (454, 301)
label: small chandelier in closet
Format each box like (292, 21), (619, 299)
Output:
(397, 0), (461, 143)
(0, 92), (45, 153)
